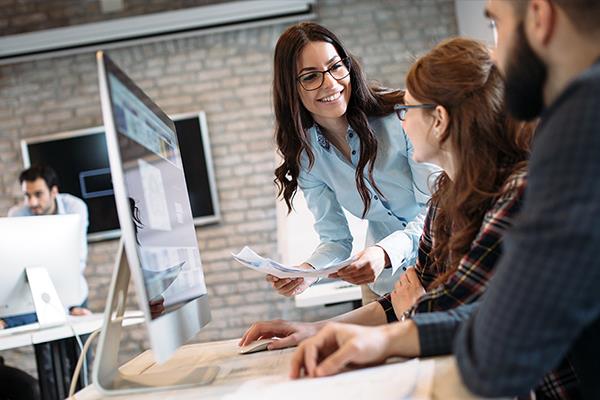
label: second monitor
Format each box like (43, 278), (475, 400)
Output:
(0, 214), (82, 321)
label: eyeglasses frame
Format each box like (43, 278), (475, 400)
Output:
(296, 57), (352, 91)
(394, 103), (437, 121)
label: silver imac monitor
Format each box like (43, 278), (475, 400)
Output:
(93, 51), (215, 395)
(0, 214), (82, 318)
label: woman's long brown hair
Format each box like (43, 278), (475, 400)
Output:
(273, 22), (403, 217)
(405, 37), (535, 286)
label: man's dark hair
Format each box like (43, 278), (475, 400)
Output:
(513, 0), (600, 34)
(18, 164), (59, 190)
(555, 0), (600, 34)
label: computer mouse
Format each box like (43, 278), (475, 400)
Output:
(239, 338), (275, 355)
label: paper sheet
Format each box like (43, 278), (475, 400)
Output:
(223, 358), (435, 400)
(232, 246), (356, 279)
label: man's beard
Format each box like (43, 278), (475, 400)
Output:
(504, 23), (547, 121)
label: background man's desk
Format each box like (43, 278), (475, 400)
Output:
(74, 339), (495, 400)
(0, 314), (103, 351)
(0, 312), (143, 400)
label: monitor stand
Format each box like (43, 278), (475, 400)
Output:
(25, 267), (67, 328)
(92, 240), (219, 396)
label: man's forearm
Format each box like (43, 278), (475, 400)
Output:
(384, 320), (421, 358)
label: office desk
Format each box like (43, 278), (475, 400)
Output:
(73, 339), (496, 399)
(0, 314), (102, 351)
(295, 280), (362, 308)
(0, 312), (144, 400)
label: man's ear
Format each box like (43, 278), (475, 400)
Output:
(50, 185), (59, 197)
(432, 105), (449, 139)
(526, 0), (556, 47)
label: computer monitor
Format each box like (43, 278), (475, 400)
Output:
(93, 51), (216, 394)
(0, 214), (82, 319)
(20, 111), (221, 242)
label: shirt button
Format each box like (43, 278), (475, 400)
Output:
(349, 133), (353, 138)
(352, 150), (356, 155)
(402, 267), (407, 271)
(374, 195), (378, 200)
(387, 211), (392, 216)
(402, 223), (407, 227)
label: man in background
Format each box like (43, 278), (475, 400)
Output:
(0, 164), (90, 329)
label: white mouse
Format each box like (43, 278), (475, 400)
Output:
(239, 338), (275, 355)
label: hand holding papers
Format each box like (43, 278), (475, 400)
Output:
(232, 247), (356, 279)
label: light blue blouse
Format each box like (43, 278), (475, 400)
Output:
(298, 113), (440, 295)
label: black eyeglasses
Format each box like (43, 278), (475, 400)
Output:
(297, 57), (351, 91)
(394, 103), (437, 121)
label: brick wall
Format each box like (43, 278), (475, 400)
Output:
(0, 0), (457, 377)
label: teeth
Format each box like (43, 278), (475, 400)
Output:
(320, 92), (342, 102)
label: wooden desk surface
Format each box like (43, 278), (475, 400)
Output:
(73, 339), (497, 400)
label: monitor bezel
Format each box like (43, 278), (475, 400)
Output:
(97, 50), (211, 363)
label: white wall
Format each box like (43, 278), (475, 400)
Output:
(277, 191), (368, 267)
(454, 0), (494, 45)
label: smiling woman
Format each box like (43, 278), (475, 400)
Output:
(266, 22), (440, 303)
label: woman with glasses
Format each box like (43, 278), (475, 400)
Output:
(269, 22), (439, 303)
(240, 39), (574, 394)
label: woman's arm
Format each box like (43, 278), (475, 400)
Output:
(240, 297), (389, 349)
(329, 299), (388, 326)
(298, 169), (353, 269)
(266, 168), (354, 296)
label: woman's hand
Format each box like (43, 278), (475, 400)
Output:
(266, 263), (317, 297)
(149, 296), (166, 319)
(69, 307), (92, 316)
(390, 267), (425, 319)
(329, 246), (390, 285)
(240, 319), (322, 350)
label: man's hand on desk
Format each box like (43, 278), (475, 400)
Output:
(240, 320), (322, 350)
(69, 307), (92, 316)
(289, 321), (421, 379)
(329, 246), (390, 285)
(266, 263), (317, 297)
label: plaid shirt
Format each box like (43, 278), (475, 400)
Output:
(377, 168), (528, 318)
(378, 169), (581, 399)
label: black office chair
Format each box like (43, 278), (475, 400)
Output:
(569, 316), (600, 400)
(0, 356), (41, 400)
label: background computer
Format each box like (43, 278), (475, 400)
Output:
(93, 51), (215, 395)
(0, 214), (82, 326)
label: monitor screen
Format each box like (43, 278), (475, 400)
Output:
(103, 55), (207, 318)
(21, 112), (219, 242)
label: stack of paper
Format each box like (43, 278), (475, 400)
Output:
(222, 358), (435, 400)
(232, 246), (356, 279)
